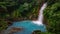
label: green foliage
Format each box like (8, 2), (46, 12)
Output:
(1, 0), (60, 34)
(11, 0), (41, 19)
(41, 32), (52, 34)
(0, 0), (18, 6)
(0, 20), (8, 31)
(44, 0), (60, 34)
(33, 31), (52, 34)
(0, 0), (41, 31)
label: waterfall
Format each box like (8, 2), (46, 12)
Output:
(0, 2), (47, 34)
(32, 3), (47, 25)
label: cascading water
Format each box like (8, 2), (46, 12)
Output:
(32, 2), (47, 25)
(1, 2), (47, 34)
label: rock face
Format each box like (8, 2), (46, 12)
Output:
(4, 20), (46, 34)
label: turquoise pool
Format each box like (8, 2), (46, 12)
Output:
(6, 20), (46, 34)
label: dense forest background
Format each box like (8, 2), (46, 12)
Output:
(0, 0), (60, 34)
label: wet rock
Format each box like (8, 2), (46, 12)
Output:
(8, 27), (23, 34)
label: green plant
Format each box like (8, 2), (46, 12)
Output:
(44, 0), (60, 34)
(0, 20), (8, 31)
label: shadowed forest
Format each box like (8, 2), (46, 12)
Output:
(0, 0), (60, 34)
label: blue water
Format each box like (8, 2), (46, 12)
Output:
(7, 20), (46, 34)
